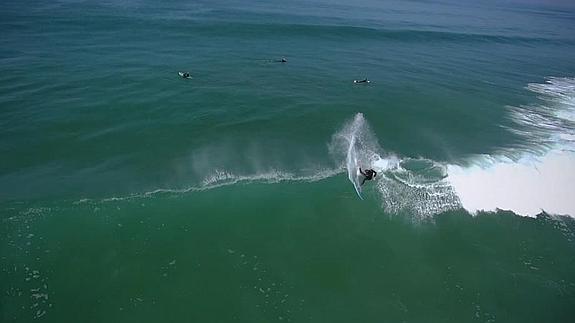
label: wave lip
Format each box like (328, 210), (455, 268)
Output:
(507, 77), (575, 152)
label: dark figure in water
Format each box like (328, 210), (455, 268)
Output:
(355, 78), (369, 83)
(276, 57), (287, 63)
(182, 72), (191, 78)
(359, 168), (377, 185)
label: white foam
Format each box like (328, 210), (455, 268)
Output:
(448, 77), (575, 217)
(447, 151), (575, 217)
(372, 156), (400, 172)
(377, 173), (461, 220)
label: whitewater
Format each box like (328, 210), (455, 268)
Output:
(447, 77), (575, 217)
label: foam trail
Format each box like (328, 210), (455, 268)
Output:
(377, 158), (461, 220)
(447, 77), (575, 217)
(91, 168), (343, 203)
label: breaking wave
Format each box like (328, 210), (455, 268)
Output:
(74, 78), (575, 219)
(328, 77), (575, 219)
(446, 77), (575, 217)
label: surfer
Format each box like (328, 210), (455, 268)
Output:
(179, 72), (191, 79)
(354, 78), (370, 84)
(359, 168), (377, 185)
(276, 57), (287, 63)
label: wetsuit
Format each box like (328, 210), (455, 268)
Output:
(359, 168), (377, 185)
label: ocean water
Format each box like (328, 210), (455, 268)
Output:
(1, 0), (575, 321)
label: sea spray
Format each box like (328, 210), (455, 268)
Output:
(330, 113), (396, 198)
(346, 134), (363, 198)
(329, 113), (399, 173)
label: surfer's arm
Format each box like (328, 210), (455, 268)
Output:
(373, 171), (377, 177)
(359, 168), (366, 176)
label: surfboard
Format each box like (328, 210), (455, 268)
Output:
(178, 72), (191, 79)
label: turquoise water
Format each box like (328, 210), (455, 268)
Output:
(2, 0), (575, 321)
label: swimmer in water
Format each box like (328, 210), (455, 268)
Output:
(359, 168), (377, 185)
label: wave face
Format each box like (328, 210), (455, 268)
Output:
(85, 113), (462, 220)
(68, 77), (575, 220)
(81, 75), (575, 219)
(447, 77), (575, 217)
